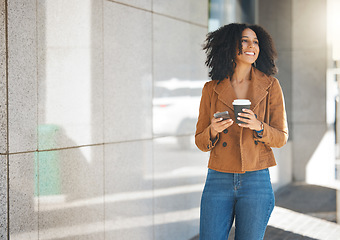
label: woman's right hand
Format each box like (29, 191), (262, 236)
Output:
(210, 115), (234, 139)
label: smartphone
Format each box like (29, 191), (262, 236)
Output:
(213, 111), (230, 120)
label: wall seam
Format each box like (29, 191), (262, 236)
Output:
(4, 0), (9, 238)
(0, 133), (195, 155)
(151, 0), (155, 238)
(35, 0), (40, 238)
(101, 0), (105, 238)
(105, 0), (208, 28)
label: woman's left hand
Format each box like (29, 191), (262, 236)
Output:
(237, 109), (262, 131)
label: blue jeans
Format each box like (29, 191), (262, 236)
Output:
(200, 168), (275, 240)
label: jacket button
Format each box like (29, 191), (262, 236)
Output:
(223, 129), (228, 134)
(222, 142), (227, 147)
(254, 141), (258, 145)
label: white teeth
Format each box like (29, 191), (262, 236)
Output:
(245, 52), (255, 55)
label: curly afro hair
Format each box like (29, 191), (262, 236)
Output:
(203, 23), (278, 81)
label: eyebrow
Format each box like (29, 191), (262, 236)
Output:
(242, 36), (258, 39)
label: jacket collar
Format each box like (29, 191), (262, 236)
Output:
(213, 67), (272, 111)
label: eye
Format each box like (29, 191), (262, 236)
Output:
(241, 39), (248, 43)
(254, 41), (259, 45)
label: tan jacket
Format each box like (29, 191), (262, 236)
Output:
(195, 67), (288, 173)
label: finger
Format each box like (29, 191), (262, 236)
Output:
(239, 110), (254, 117)
(217, 118), (232, 125)
(242, 108), (253, 114)
(238, 123), (248, 128)
(219, 121), (233, 131)
(221, 118), (232, 123)
(226, 121), (234, 128)
(213, 119), (230, 128)
(237, 117), (251, 124)
(223, 118), (233, 123)
(237, 112), (254, 121)
(211, 117), (223, 123)
(238, 112), (253, 118)
(221, 119), (233, 124)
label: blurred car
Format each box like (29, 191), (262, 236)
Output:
(153, 78), (206, 149)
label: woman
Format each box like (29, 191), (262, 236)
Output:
(195, 23), (288, 240)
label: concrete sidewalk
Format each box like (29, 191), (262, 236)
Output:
(190, 183), (340, 240)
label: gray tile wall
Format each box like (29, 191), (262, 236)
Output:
(37, 0), (104, 149)
(153, 0), (208, 26)
(7, 0), (38, 153)
(104, 141), (153, 239)
(9, 153), (38, 238)
(103, 1), (153, 142)
(0, 0), (7, 155)
(0, 155), (7, 240)
(0, 1), (8, 239)
(2, 0), (209, 239)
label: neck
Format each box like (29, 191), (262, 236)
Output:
(232, 63), (252, 83)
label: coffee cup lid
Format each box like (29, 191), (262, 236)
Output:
(232, 99), (251, 105)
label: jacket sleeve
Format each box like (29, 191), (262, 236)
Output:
(195, 82), (219, 152)
(254, 78), (289, 148)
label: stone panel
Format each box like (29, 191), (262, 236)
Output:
(38, 146), (104, 240)
(291, 0), (327, 125)
(292, 49), (327, 123)
(0, 155), (7, 240)
(292, 0), (327, 50)
(0, 0), (7, 154)
(276, 50), (292, 125)
(153, 136), (207, 240)
(107, 0), (151, 10)
(37, 0), (104, 150)
(258, 0), (292, 51)
(103, 2), (152, 142)
(258, 0), (293, 126)
(104, 141), (153, 239)
(9, 153), (38, 239)
(292, 123), (327, 181)
(153, 14), (208, 136)
(153, 0), (208, 26)
(7, 0), (37, 153)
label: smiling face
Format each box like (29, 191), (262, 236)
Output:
(235, 28), (259, 65)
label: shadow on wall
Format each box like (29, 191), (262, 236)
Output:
(10, 125), (101, 234)
(10, 134), (207, 239)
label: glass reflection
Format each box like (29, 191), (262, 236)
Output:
(153, 78), (206, 145)
(153, 136), (208, 239)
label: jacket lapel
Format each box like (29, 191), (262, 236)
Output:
(213, 67), (272, 112)
(213, 78), (236, 111)
(248, 67), (272, 111)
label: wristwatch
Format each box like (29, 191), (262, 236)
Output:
(255, 122), (264, 134)
(259, 121), (264, 131)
